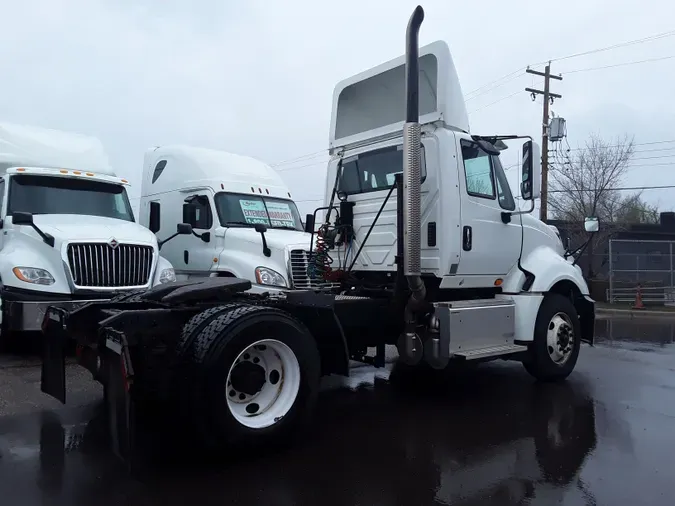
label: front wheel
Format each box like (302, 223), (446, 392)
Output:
(523, 293), (581, 382)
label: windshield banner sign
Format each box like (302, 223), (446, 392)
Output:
(239, 199), (270, 225)
(266, 201), (295, 228)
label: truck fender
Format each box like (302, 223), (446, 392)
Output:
(285, 305), (350, 377)
(518, 246), (590, 296)
(508, 246), (595, 345)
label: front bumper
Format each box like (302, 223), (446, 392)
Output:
(1, 286), (117, 332)
(246, 283), (287, 295)
(4, 299), (106, 332)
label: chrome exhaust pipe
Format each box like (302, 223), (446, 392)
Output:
(398, 5), (427, 365)
(403, 5), (424, 278)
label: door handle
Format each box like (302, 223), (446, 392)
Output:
(463, 226), (472, 251)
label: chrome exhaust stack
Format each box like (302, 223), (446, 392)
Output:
(397, 5), (428, 365)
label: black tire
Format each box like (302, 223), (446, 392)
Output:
(168, 304), (239, 407)
(188, 305), (320, 450)
(523, 293), (581, 382)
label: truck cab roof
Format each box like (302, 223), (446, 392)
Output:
(0, 121), (113, 175)
(330, 40), (469, 150)
(142, 145), (294, 200)
(2, 166), (130, 186)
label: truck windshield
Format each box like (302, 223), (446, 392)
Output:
(7, 175), (134, 221)
(214, 192), (304, 231)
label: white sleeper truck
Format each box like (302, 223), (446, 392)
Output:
(0, 122), (178, 349)
(138, 145), (323, 292)
(39, 6), (595, 466)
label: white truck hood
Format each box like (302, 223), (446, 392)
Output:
(225, 227), (312, 251)
(30, 214), (157, 245)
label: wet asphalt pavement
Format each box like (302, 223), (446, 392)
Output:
(1, 317), (675, 506)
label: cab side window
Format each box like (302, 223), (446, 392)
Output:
(461, 142), (496, 199)
(0, 179), (5, 214)
(152, 160), (167, 184)
(492, 156), (516, 211)
(338, 145), (426, 195)
(183, 195), (212, 229)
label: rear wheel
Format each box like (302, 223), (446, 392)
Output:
(523, 293), (581, 382)
(189, 305), (320, 449)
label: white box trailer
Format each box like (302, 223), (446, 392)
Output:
(0, 122), (178, 348)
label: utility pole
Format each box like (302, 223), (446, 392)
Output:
(525, 63), (562, 222)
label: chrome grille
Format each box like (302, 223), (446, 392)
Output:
(67, 243), (154, 288)
(289, 250), (337, 289)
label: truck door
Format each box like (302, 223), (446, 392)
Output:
(455, 138), (521, 278)
(177, 192), (220, 277)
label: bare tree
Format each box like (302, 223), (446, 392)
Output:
(548, 133), (635, 223)
(548, 133), (661, 279)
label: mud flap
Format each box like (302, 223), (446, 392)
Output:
(41, 307), (68, 404)
(578, 295), (595, 347)
(103, 328), (137, 469)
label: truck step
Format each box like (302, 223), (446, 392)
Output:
(454, 344), (528, 361)
(435, 297), (514, 310)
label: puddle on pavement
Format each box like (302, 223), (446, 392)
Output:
(595, 317), (675, 347)
(0, 363), (599, 506)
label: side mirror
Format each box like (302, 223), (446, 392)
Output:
(520, 140), (541, 201)
(584, 217), (599, 233)
(149, 202), (161, 233)
(177, 223), (192, 235)
(304, 213), (315, 234)
(254, 223), (268, 234)
(12, 211), (34, 225)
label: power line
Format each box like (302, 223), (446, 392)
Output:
(465, 72), (526, 101)
(275, 159), (329, 171)
(468, 90), (522, 114)
(270, 149), (327, 167)
(532, 29), (675, 66)
(464, 68), (526, 98)
(564, 54), (675, 74)
(550, 184), (675, 193)
(562, 139), (675, 152)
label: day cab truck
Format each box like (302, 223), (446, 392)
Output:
(138, 145), (326, 292)
(39, 5), (595, 465)
(0, 122), (178, 349)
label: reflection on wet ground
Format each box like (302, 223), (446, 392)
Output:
(1, 318), (675, 506)
(595, 316), (675, 347)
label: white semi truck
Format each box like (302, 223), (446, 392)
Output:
(39, 6), (595, 465)
(0, 122), (180, 349)
(138, 145), (322, 292)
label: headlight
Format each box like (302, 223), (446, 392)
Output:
(255, 267), (287, 287)
(13, 266), (55, 285)
(158, 268), (176, 284)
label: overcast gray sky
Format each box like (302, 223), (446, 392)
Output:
(1, 0), (674, 217)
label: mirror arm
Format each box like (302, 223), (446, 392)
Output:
(509, 198), (536, 217)
(26, 223), (55, 247)
(191, 230), (211, 243)
(33, 224), (55, 247)
(158, 232), (180, 250)
(258, 231), (271, 257)
(566, 231), (596, 265)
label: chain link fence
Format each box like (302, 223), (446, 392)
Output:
(608, 239), (675, 305)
